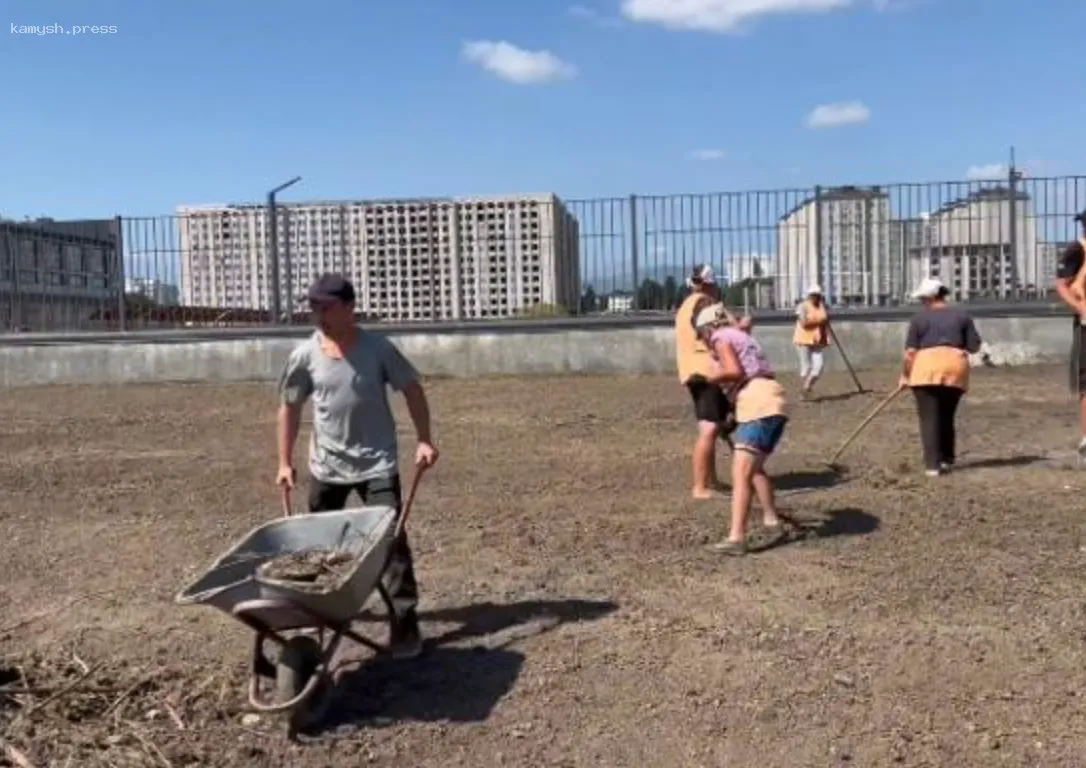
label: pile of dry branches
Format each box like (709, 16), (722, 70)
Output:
(0, 649), (251, 767)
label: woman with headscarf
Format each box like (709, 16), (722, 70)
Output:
(900, 277), (985, 477)
(674, 264), (741, 499)
(793, 284), (830, 400)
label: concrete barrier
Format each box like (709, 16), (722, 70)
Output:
(0, 307), (1076, 387)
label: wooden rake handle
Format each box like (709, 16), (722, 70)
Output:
(826, 383), (906, 466)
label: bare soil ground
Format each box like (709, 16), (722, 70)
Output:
(1, 365), (1085, 767)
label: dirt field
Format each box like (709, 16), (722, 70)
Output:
(2, 365), (1086, 767)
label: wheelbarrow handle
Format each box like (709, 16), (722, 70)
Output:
(394, 463), (427, 539)
(281, 486), (294, 518)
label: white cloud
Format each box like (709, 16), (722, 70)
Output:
(965, 163), (1009, 180)
(461, 40), (577, 84)
(569, 5), (623, 26)
(688, 148), (726, 161)
(620, 0), (854, 33)
(804, 101), (870, 129)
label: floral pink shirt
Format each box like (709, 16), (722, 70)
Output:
(709, 326), (774, 379)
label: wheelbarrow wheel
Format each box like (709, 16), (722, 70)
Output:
(276, 636), (331, 732)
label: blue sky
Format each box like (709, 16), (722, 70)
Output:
(2, 0), (1084, 223)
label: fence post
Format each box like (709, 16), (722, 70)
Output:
(813, 185), (824, 302)
(267, 199), (282, 325)
(113, 216), (126, 332)
(1007, 163), (1020, 300)
(628, 194), (640, 308)
(283, 207), (293, 325)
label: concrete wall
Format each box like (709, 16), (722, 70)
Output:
(0, 307), (1075, 388)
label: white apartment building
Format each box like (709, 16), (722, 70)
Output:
(905, 187), (1039, 300)
(177, 194), (581, 322)
(125, 276), (180, 306)
(775, 186), (892, 307)
(606, 292), (634, 313)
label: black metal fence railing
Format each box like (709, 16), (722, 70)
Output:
(2, 168), (1082, 333)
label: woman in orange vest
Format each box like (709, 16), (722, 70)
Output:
(899, 277), (984, 476)
(674, 264), (740, 499)
(793, 284), (830, 399)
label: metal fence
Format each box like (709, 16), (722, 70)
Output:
(3, 168), (1084, 333)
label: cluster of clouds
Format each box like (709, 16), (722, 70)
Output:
(460, 1), (998, 179)
(460, 1), (882, 155)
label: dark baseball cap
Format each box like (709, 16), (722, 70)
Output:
(1075, 209), (1086, 223)
(307, 272), (355, 304)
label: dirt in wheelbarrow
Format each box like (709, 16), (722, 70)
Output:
(257, 549), (356, 591)
(2, 367), (1086, 766)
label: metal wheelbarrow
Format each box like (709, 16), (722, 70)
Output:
(174, 469), (425, 735)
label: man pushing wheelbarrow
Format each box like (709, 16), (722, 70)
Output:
(276, 272), (439, 660)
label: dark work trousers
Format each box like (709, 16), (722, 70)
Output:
(912, 385), (964, 470)
(307, 474), (419, 620)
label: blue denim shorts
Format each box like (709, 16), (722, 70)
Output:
(733, 415), (788, 455)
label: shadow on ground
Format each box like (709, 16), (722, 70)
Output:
(313, 598), (617, 735)
(708, 468), (848, 499)
(750, 507), (880, 554)
(955, 454), (1048, 471)
(776, 468), (848, 493)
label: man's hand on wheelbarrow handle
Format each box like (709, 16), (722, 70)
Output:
(276, 464), (296, 489)
(415, 441), (439, 468)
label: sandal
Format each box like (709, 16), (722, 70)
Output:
(708, 539), (747, 556)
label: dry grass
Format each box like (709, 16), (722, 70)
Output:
(1, 366), (1085, 766)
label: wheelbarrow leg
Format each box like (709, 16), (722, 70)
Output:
(251, 631), (278, 681)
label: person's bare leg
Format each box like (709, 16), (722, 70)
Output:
(693, 421), (723, 498)
(727, 449), (757, 542)
(751, 469), (781, 527)
(1078, 396), (1086, 457)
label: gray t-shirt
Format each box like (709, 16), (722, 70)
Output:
(277, 328), (420, 484)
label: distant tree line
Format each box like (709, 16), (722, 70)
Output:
(580, 260), (772, 313)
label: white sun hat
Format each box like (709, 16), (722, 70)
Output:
(806, 284), (823, 295)
(686, 264), (717, 288)
(911, 276), (945, 299)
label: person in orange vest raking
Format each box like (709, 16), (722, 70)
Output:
(793, 284), (830, 400)
(899, 277), (985, 477)
(1053, 209), (1086, 462)
(674, 264), (744, 499)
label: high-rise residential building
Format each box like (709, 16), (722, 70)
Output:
(904, 187), (1039, 300)
(125, 277), (180, 306)
(775, 186), (893, 307)
(177, 194), (581, 321)
(0, 218), (121, 331)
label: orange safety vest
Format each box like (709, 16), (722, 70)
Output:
(793, 300), (830, 347)
(909, 346), (971, 392)
(675, 292), (715, 384)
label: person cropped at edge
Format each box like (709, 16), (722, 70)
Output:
(674, 264), (743, 499)
(1052, 209), (1086, 460)
(899, 276), (982, 477)
(695, 303), (790, 556)
(275, 273), (439, 659)
(793, 284), (830, 399)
